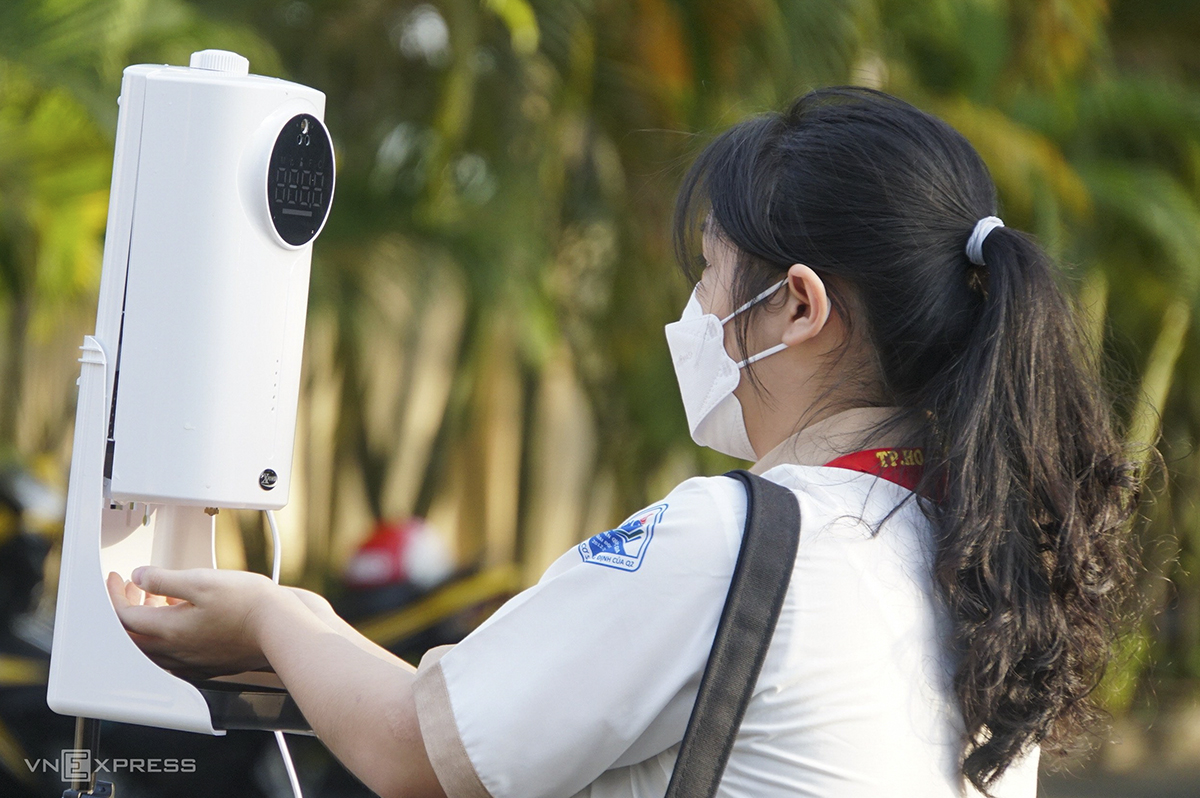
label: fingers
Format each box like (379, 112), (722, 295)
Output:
(106, 572), (131, 609)
(131, 566), (206, 603)
(112, 599), (179, 639)
(107, 571), (175, 608)
(107, 571), (179, 646)
(143, 591), (169, 608)
(108, 594), (207, 675)
(124, 578), (146, 606)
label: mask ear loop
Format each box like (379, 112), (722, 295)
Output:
(719, 278), (789, 325)
(717, 278), (790, 368)
(737, 343), (789, 368)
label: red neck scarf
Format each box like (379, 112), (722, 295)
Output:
(822, 447), (926, 493)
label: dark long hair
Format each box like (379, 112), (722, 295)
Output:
(672, 87), (1140, 793)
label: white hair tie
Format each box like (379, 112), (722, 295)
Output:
(966, 216), (1004, 266)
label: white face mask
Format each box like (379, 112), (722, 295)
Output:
(664, 278), (789, 459)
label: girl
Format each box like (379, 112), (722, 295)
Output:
(107, 87), (1139, 798)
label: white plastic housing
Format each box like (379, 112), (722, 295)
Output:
(48, 51), (332, 734)
(106, 60), (331, 509)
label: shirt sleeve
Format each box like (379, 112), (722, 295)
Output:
(411, 475), (744, 798)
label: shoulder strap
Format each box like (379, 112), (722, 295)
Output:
(664, 469), (801, 798)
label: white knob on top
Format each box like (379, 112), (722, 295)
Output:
(188, 49), (250, 75)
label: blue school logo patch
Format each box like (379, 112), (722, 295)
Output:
(579, 503), (668, 572)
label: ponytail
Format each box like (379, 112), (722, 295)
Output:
(918, 226), (1138, 792)
(672, 86), (1141, 795)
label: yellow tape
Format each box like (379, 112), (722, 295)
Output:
(356, 566), (521, 646)
(0, 658), (44, 785)
(0, 508), (16, 544)
(0, 716), (35, 785)
(0, 654), (47, 687)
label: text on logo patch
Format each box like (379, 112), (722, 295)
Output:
(578, 503), (668, 572)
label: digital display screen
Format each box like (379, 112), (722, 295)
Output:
(267, 114), (333, 246)
(273, 164), (324, 215)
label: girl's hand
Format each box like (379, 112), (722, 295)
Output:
(106, 566), (279, 679)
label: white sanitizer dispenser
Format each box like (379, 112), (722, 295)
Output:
(47, 50), (334, 735)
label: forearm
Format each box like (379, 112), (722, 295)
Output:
(288, 588), (413, 667)
(255, 590), (444, 798)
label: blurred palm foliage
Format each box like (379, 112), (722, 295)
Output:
(3, 0), (1200, 762)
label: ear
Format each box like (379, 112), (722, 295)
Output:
(780, 263), (831, 346)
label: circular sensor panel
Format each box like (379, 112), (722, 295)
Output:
(267, 114), (334, 246)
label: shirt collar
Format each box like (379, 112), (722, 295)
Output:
(749, 406), (910, 475)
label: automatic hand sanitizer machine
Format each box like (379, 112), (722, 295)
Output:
(47, 49), (334, 744)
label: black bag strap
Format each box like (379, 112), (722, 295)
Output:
(664, 469), (801, 798)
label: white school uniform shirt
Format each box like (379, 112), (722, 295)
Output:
(412, 449), (1040, 798)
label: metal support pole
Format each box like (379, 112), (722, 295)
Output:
(63, 717), (112, 797)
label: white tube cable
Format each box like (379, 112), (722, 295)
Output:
(266, 509), (304, 798)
